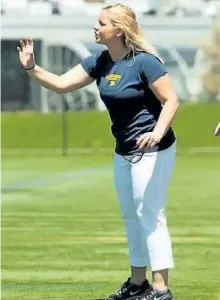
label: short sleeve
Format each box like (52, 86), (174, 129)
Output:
(80, 51), (107, 80)
(140, 54), (168, 85)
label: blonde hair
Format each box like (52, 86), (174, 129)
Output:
(103, 3), (162, 61)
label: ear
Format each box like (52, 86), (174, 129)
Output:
(116, 32), (123, 37)
(116, 29), (123, 37)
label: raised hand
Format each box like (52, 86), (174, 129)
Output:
(17, 37), (35, 70)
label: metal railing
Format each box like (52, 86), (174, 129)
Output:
(39, 38), (103, 113)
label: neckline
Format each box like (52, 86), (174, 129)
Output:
(109, 51), (132, 65)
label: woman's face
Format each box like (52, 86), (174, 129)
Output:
(93, 10), (120, 45)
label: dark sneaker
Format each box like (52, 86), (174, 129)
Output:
(134, 288), (174, 300)
(106, 277), (152, 300)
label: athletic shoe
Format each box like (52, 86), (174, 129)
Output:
(133, 288), (174, 300)
(106, 277), (152, 300)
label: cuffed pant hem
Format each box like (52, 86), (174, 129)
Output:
(130, 259), (149, 267)
(150, 262), (174, 272)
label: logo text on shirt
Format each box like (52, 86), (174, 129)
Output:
(106, 74), (121, 86)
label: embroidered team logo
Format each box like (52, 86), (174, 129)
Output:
(106, 74), (121, 86)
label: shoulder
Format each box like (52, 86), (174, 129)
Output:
(135, 51), (163, 65)
(95, 49), (110, 63)
(80, 50), (109, 79)
(136, 52), (167, 85)
(90, 49), (109, 62)
(98, 49), (109, 58)
(81, 49), (109, 63)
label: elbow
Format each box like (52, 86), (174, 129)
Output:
(163, 96), (179, 111)
(168, 96), (179, 112)
(55, 88), (64, 95)
(170, 100), (179, 116)
(54, 79), (65, 94)
(54, 85), (68, 94)
(174, 98), (179, 111)
(54, 78), (75, 94)
(55, 86), (74, 94)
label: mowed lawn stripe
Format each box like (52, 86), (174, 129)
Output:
(2, 153), (220, 299)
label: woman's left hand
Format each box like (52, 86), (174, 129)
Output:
(136, 131), (163, 150)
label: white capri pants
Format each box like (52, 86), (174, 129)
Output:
(114, 142), (176, 271)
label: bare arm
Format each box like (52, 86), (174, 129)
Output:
(149, 74), (179, 137)
(137, 74), (179, 150)
(17, 37), (94, 94)
(27, 64), (94, 94)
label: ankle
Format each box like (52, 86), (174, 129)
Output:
(153, 284), (168, 292)
(130, 278), (147, 287)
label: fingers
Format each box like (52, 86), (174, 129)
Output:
(28, 37), (34, 46)
(136, 134), (148, 146)
(136, 133), (159, 149)
(24, 37), (30, 46)
(24, 37), (33, 45)
(20, 40), (25, 50)
(147, 139), (157, 148)
(140, 136), (151, 149)
(18, 37), (33, 51)
(136, 133), (151, 150)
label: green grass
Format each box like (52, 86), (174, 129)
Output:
(2, 151), (220, 300)
(2, 103), (220, 149)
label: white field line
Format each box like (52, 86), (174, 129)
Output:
(1, 165), (110, 192)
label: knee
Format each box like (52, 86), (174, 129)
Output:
(139, 208), (167, 233)
(120, 203), (137, 221)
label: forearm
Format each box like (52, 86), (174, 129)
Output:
(27, 65), (62, 93)
(153, 99), (179, 137)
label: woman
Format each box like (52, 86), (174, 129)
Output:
(17, 4), (179, 300)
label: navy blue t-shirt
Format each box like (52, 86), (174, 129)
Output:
(81, 50), (176, 155)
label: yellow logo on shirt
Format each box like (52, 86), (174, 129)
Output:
(106, 74), (121, 86)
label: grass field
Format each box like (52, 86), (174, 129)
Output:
(2, 150), (220, 300)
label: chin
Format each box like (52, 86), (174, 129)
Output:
(95, 38), (103, 44)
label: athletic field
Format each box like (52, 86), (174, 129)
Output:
(2, 149), (220, 300)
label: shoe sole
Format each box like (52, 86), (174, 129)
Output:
(105, 292), (146, 300)
(126, 292), (147, 300)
